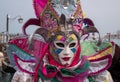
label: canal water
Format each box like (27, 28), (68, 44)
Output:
(111, 39), (120, 46)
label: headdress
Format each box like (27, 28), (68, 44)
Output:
(23, 0), (84, 36)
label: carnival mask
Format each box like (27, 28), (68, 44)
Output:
(50, 33), (79, 66)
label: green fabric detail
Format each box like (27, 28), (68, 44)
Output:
(38, 69), (49, 80)
(52, 77), (61, 82)
(74, 60), (90, 74)
(60, 60), (90, 76)
(38, 59), (90, 81)
(38, 66), (57, 80)
(81, 41), (112, 56)
(38, 69), (60, 82)
(88, 76), (94, 82)
(61, 68), (74, 76)
(47, 65), (57, 71)
(38, 61), (90, 79)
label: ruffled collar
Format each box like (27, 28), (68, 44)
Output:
(39, 56), (90, 82)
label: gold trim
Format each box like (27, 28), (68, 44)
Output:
(88, 47), (114, 60)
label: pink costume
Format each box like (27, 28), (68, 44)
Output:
(8, 0), (114, 82)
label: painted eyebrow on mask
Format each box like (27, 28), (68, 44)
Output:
(56, 35), (66, 42)
(68, 34), (77, 42)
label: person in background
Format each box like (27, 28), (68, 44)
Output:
(0, 45), (4, 77)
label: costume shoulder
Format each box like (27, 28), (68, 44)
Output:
(81, 41), (115, 75)
(8, 35), (46, 74)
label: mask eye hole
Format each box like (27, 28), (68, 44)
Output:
(69, 42), (76, 48)
(56, 43), (65, 48)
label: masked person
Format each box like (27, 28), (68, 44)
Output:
(9, 0), (114, 82)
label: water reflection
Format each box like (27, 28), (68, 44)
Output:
(111, 39), (120, 46)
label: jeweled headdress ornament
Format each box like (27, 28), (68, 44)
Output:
(23, 0), (83, 36)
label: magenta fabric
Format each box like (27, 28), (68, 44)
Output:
(41, 56), (89, 82)
(33, 0), (48, 18)
(9, 37), (46, 58)
(14, 54), (36, 74)
(34, 43), (50, 82)
(89, 54), (112, 76)
(61, 72), (88, 82)
(83, 18), (95, 26)
(22, 18), (40, 35)
(42, 65), (58, 78)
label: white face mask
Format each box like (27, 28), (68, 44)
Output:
(53, 34), (78, 66)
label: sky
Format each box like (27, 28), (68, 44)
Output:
(0, 0), (120, 37)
